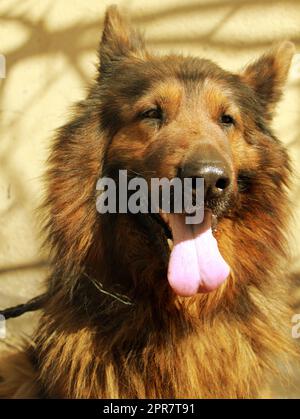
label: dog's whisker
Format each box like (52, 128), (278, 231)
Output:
(84, 273), (133, 306)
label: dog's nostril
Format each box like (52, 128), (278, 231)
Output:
(215, 177), (230, 191)
(179, 159), (232, 203)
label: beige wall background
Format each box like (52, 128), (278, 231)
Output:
(0, 0), (299, 396)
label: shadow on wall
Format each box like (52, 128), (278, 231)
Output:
(1, 0), (300, 104)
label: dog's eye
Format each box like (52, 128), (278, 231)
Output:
(141, 107), (162, 120)
(220, 114), (235, 126)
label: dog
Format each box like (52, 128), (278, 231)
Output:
(0, 6), (296, 398)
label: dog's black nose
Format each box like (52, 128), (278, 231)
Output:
(180, 161), (232, 202)
(193, 164), (231, 200)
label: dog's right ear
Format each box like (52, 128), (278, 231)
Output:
(99, 5), (145, 74)
(240, 41), (295, 119)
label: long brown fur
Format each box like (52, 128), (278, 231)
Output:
(0, 6), (296, 398)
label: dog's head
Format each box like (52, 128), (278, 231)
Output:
(98, 6), (294, 296)
(47, 6), (294, 300)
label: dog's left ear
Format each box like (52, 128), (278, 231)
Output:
(241, 41), (295, 118)
(99, 5), (145, 74)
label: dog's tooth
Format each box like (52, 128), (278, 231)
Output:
(160, 211), (170, 226)
(167, 238), (174, 250)
(212, 214), (218, 233)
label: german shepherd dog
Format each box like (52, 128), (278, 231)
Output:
(0, 6), (296, 398)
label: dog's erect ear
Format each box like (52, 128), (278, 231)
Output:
(99, 5), (145, 73)
(241, 41), (295, 118)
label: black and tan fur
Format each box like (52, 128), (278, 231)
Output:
(0, 6), (296, 398)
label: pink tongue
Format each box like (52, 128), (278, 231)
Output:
(167, 212), (230, 296)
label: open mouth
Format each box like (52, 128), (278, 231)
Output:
(150, 210), (230, 297)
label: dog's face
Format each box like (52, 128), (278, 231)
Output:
(105, 71), (238, 215)
(93, 7), (295, 297)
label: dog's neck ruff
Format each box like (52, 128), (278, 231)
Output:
(0, 274), (133, 320)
